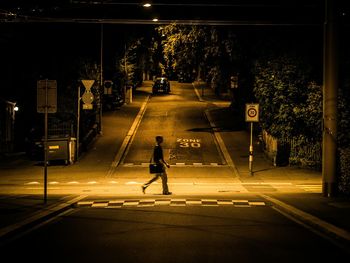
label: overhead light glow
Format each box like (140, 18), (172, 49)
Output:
(143, 3), (152, 8)
(152, 18), (158, 22)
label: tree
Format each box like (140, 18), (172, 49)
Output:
(253, 55), (314, 140)
(156, 23), (207, 80)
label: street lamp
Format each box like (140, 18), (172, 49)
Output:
(143, 3), (152, 8)
(152, 18), (158, 22)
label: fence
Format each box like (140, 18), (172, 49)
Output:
(261, 130), (322, 168)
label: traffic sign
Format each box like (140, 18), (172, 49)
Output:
(81, 91), (94, 104)
(245, 103), (259, 122)
(37, 80), (57, 113)
(81, 80), (95, 91)
(104, 80), (113, 95)
(83, 103), (93, 110)
(81, 79), (95, 110)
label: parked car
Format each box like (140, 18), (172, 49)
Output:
(152, 77), (171, 94)
(103, 92), (124, 111)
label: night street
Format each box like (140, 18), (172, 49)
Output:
(2, 194), (348, 263)
(1, 1), (350, 262)
(1, 81), (350, 261)
(123, 82), (224, 166)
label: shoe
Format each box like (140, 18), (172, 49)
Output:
(163, 192), (172, 195)
(142, 186), (146, 194)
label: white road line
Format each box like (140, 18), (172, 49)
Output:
(0, 195), (87, 240)
(26, 182), (40, 185)
(67, 181), (79, 184)
(193, 83), (204, 102)
(249, 201), (266, 206)
(109, 181), (119, 184)
(261, 194), (350, 242)
(125, 181), (141, 185)
(108, 95), (150, 172)
(91, 203), (108, 208)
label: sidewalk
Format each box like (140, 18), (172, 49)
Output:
(0, 83), (151, 242)
(194, 81), (350, 246)
(1, 81), (350, 248)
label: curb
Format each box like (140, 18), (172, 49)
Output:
(108, 95), (150, 171)
(261, 194), (350, 249)
(192, 82), (240, 177)
(0, 195), (87, 243)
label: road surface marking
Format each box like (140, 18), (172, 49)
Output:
(26, 182), (40, 185)
(108, 95), (150, 174)
(261, 194), (350, 243)
(0, 195), (87, 240)
(77, 198), (266, 208)
(67, 181), (79, 184)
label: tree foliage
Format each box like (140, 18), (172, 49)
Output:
(117, 38), (147, 87)
(156, 23), (207, 78)
(253, 55), (320, 141)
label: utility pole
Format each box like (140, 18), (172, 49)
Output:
(99, 23), (104, 134)
(77, 85), (81, 159)
(124, 43), (127, 104)
(322, 0), (338, 197)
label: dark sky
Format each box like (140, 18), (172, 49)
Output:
(0, 0), (347, 103)
(0, 0), (333, 24)
(1, 0), (347, 144)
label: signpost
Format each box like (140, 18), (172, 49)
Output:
(37, 79), (57, 204)
(81, 80), (95, 110)
(245, 103), (259, 175)
(77, 80), (95, 158)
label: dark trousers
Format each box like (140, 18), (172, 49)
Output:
(144, 166), (169, 193)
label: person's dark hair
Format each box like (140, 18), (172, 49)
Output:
(155, 136), (163, 142)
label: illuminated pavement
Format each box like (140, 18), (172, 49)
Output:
(0, 81), (322, 196)
(1, 81), (350, 256)
(1, 194), (348, 263)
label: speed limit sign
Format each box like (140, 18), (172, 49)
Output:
(245, 103), (259, 122)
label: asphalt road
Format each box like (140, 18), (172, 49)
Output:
(2, 81), (348, 261)
(123, 82), (224, 166)
(1, 194), (347, 263)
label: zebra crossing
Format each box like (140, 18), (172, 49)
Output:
(122, 162), (223, 167)
(76, 198), (267, 208)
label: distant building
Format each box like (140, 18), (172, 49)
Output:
(0, 98), (16, 153)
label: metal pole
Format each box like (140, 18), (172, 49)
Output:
(99, 23), (103, 134)
(44, 80), (48, 204)
(124, 43), (127, 104)
(249, 122), (253, 175)
(77, 85), (81, 160)
(322, 0), (338, 197)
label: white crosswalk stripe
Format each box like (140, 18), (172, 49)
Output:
(77, 199), (267, 208)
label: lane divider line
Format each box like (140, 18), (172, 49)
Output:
(193, 82), (204, 102)
(192, 82), (240, 178)
(204, 109), (240, 178)
(107, 95), (150, 175)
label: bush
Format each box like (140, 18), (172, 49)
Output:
(339, 148), (350, 195)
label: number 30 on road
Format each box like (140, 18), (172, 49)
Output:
(177, 138), (201, 148)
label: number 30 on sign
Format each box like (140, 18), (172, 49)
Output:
(245, 104), (259, 122)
